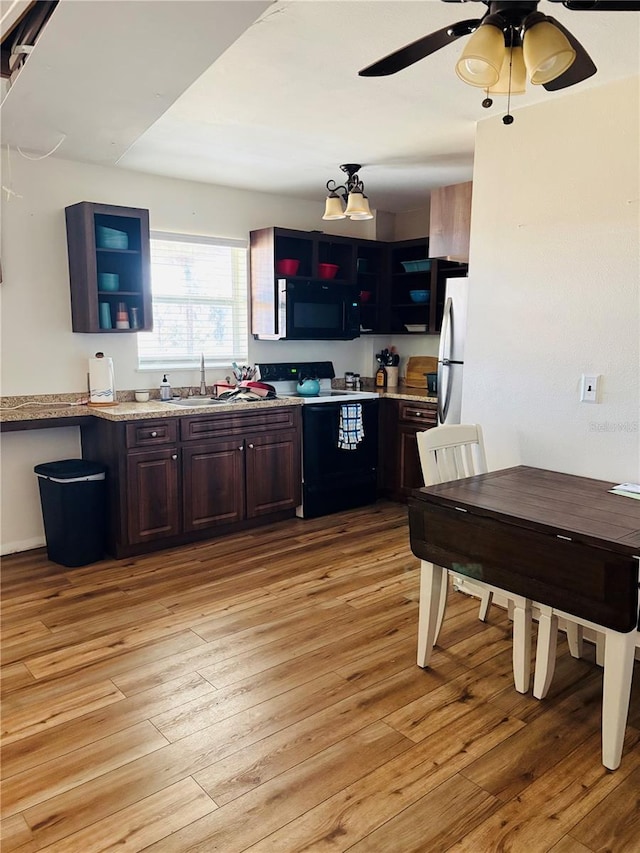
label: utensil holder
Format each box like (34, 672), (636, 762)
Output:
(386, 366), (399, 387)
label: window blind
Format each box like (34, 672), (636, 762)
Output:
(137, 232), (248, 369)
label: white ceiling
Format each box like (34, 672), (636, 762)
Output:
(2, 0), (639, 212)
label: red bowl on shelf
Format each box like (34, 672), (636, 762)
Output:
(275, 258), (300, 276)
(318, 263), (339, 279)
(359, 290), (372, 303)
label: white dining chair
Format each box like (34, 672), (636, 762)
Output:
(416, 423), (533, 694)
(533, 591), (639, 770)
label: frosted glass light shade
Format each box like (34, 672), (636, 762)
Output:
(523, 20), (576, 84)
(455, 24), (504, 88)
(488, 46), (527, 94)
(322, 193), (346, 220)
(344, 191), (369, 218)
(348, 195), (373, 220)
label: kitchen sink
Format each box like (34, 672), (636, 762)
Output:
(166, 397), (228, 407)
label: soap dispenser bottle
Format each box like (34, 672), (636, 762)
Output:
(160, 374), (172, 401)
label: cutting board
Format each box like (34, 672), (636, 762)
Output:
(405, 356), (438, 388)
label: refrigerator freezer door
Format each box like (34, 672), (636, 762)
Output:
(438, 278), (468, 425)
(442, 278), (468, 362)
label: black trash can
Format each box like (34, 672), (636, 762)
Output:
(34, 459), (106, 567)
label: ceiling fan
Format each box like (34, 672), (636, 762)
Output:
(359, 0), (640, 104)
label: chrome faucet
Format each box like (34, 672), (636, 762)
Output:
(199, 353), (207, 396)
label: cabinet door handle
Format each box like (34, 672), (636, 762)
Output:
(171, 454), (178, 460)
(248, 443), (254, 449)
(238, 445), (244, 451)
(150, 431), (158, 437)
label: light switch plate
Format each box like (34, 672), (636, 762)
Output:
(580, 374), (600, 403)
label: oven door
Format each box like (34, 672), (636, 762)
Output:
(300, 400), (378, 518)
(284, 281), (360, 340)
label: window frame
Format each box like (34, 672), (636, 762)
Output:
(137, 230), (249, 371)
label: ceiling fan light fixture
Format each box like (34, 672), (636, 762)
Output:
(488, 46), (527, 95)
(455, 22), (504, 88)
(523, 19), (576, 84)
(322, 192), (346, 221)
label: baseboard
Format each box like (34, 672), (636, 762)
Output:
(1, 537), (46, 556)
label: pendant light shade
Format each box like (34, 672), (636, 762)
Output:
(348, 195), (373, 220)
(488, 46), (527, 95)
(523, 20), (576, 84)
(322, 192), (346, 221)
(455, 23), (504, 88)
(344, 191), (369, 218)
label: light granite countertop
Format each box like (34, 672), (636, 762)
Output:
(0, 385), (436, 429)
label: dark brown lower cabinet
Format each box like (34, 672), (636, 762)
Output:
(182, 440), (245, 531)
(126, 447), (180, 544)
(81, 407), (301, 558)
(244, 430), (300, 518)
(379, 398), (437, 501)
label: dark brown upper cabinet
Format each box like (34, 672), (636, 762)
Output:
(249, 226), (469, 339)
(65, 201), (152, 333)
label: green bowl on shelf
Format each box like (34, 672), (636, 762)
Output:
(96, 225), (129, 250)
(409, 289), (430, 303)
(402, 259), (431, 273)
(98, 272), (120, 291)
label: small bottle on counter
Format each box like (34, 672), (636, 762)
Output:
(160, 374), (172, 401)
(375, 364), (387, 389)
(345, 371), (355, 390)
(354, 373), (362, 391)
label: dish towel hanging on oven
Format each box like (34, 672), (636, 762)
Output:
(338, 403), (364, 450)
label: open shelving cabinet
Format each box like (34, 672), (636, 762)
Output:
(65, 202), (152, 333)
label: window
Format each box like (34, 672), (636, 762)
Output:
(137, 232), (248, 369)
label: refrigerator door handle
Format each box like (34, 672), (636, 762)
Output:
(438, 361), (453, 424)
(438, 297), (454, 363)
(438, 296), (454, 424)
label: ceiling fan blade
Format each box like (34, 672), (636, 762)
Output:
(552, 1), (640, 9)
(358, 19), (482, 77)
(541, 17), (597, 90)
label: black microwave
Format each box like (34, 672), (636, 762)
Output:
(254, 279), (360, 341)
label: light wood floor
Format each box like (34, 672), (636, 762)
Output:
(2, 501), (639, 852)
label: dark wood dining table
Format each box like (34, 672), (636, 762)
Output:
(408, 465), (640, 770)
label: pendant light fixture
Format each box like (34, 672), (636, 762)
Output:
(322, 164), (373, 221)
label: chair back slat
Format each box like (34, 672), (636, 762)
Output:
(417, 424), (488, 487)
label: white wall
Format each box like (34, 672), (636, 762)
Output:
(462, 76), (640, 483)
(0, 154), (432, 553)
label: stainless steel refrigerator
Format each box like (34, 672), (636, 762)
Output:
(437, 277), (468, 425)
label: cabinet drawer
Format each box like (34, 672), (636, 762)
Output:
(399, 401), (437, 426)
(126, 419), (178, 448)
(181, 407), (299, 442)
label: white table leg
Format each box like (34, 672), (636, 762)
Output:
(533, 604), (558, 699)
(602, 629), (637, 770)
(511, 595), (532, 694)
(434, 569), (449, 643)
(566, 622), (584, 659)
(477, 588), (493, 622)
(417, 561), (445, 668)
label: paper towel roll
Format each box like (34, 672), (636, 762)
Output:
(89, 353), (116, 406)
